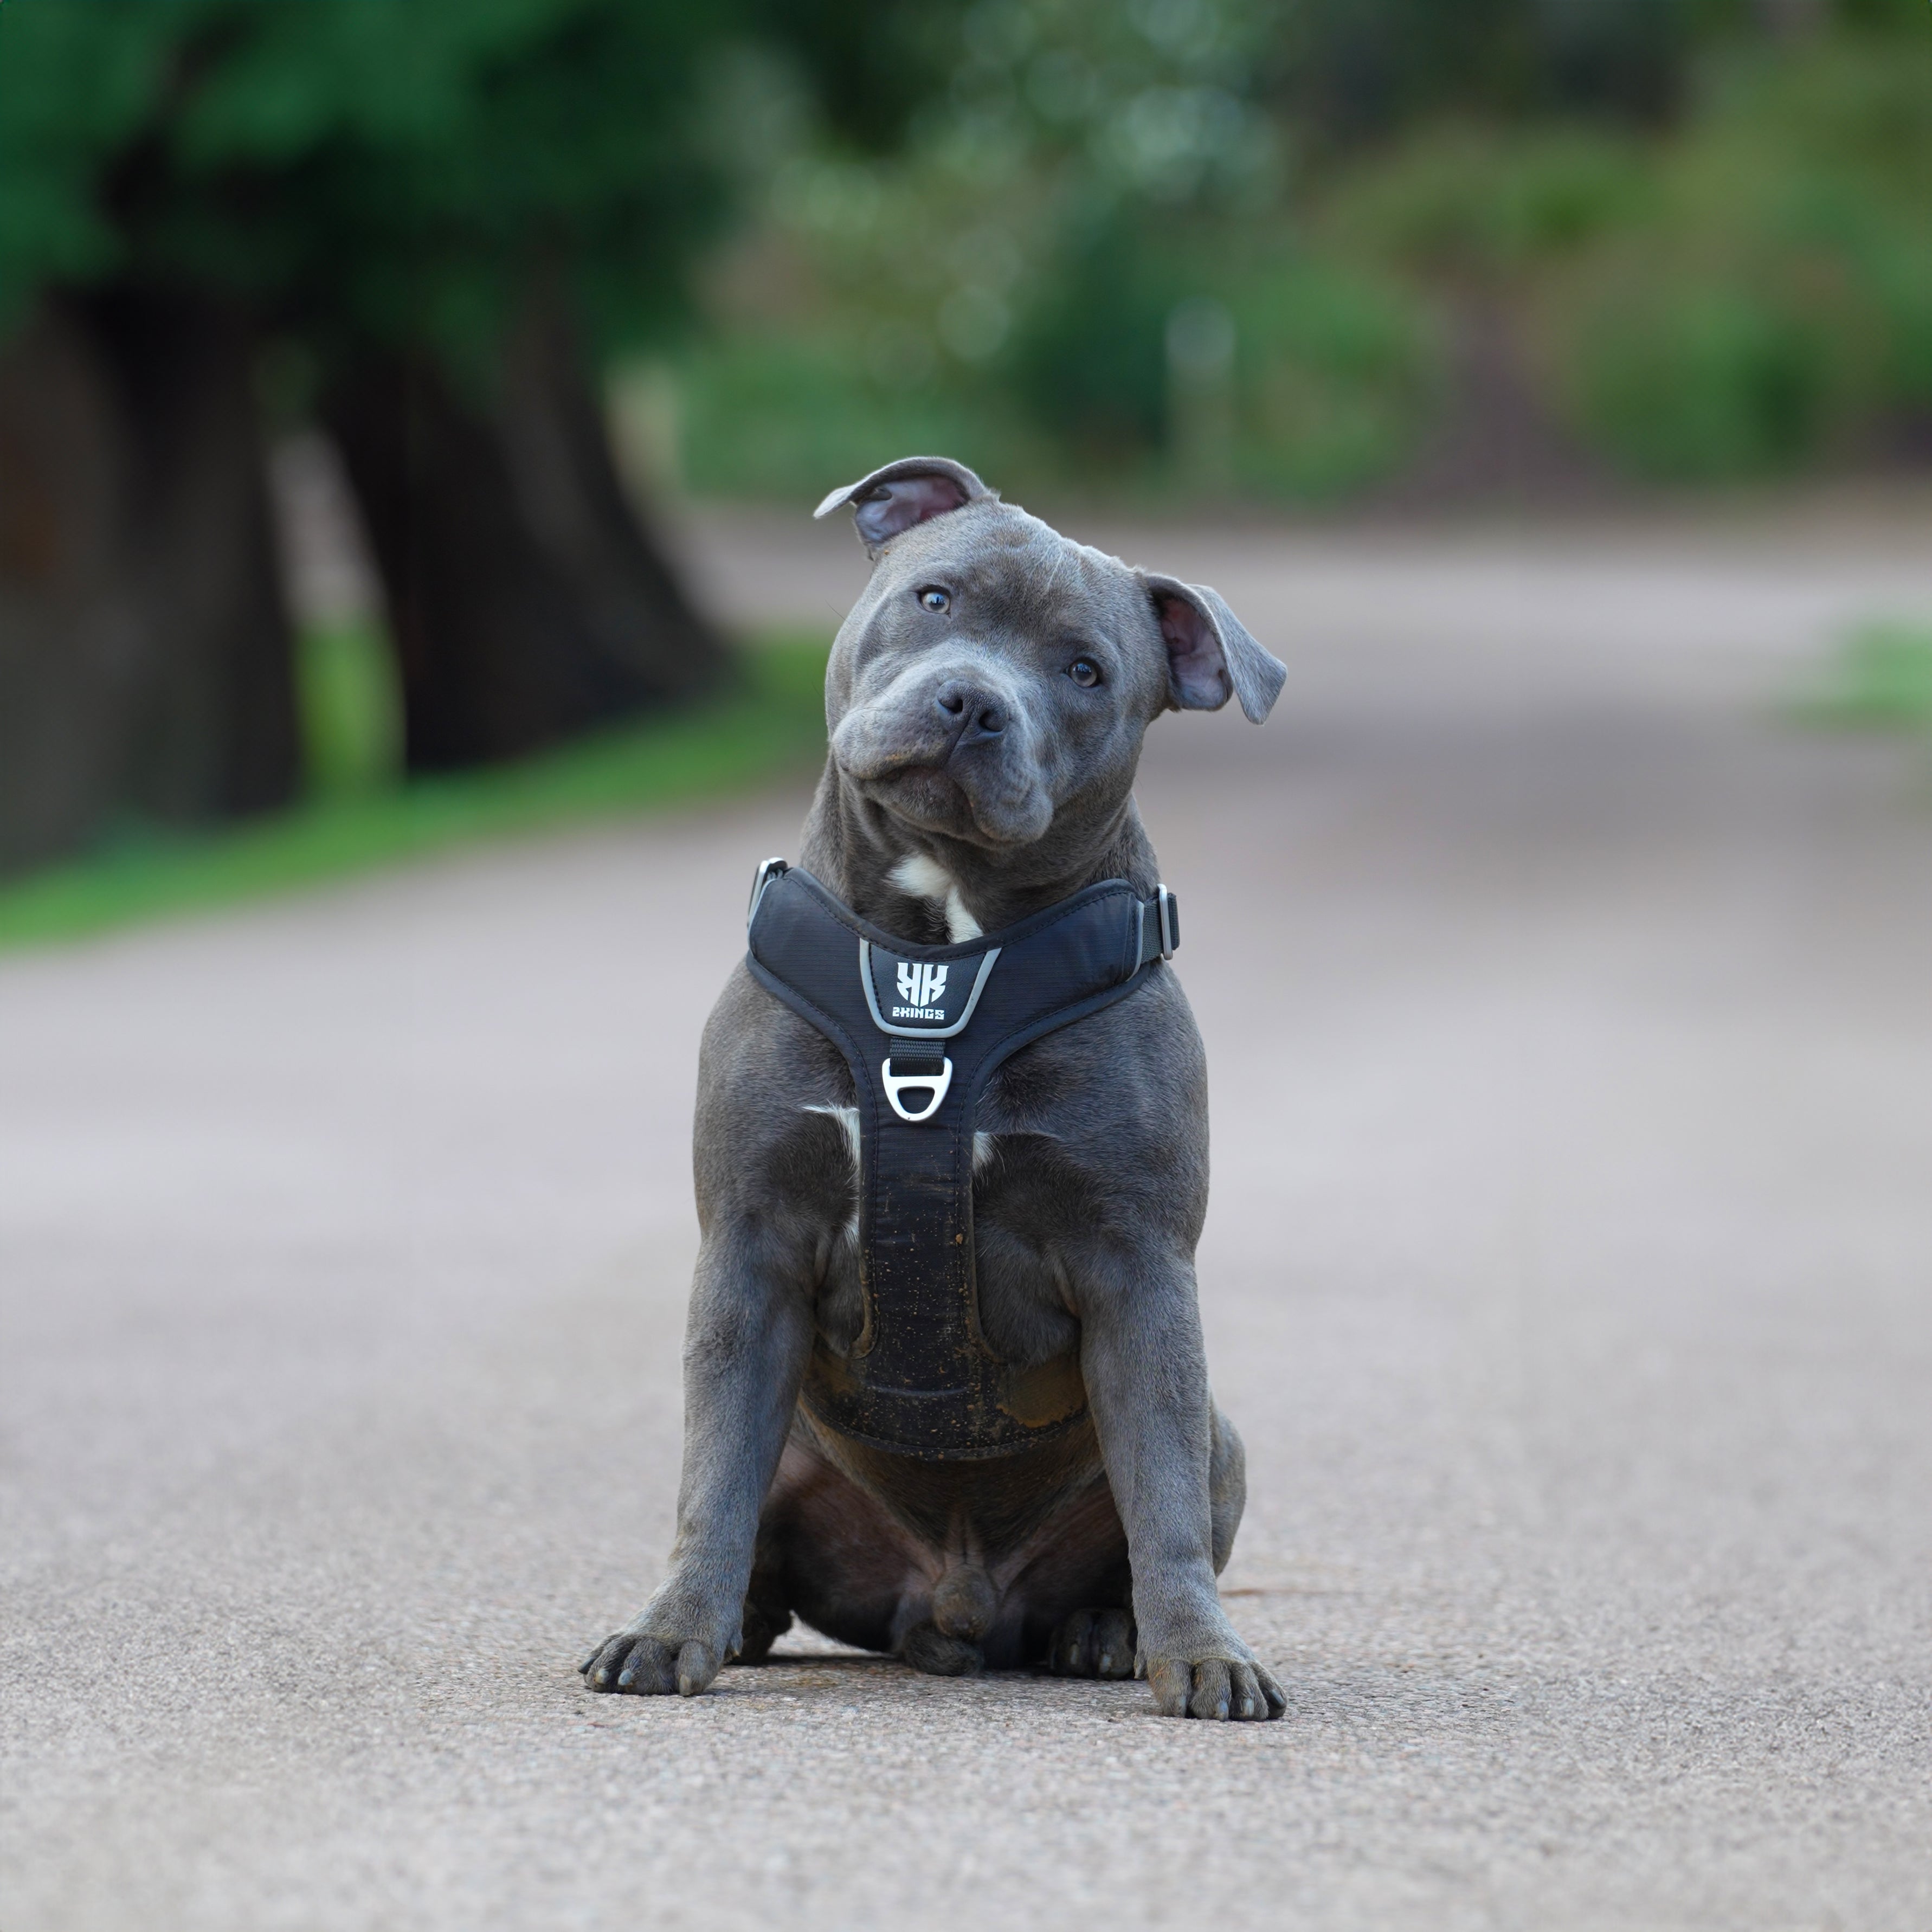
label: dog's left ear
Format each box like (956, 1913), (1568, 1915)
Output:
(814, 455), (994, 555)
(1143, 575), (1286, 724)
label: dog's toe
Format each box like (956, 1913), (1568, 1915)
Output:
(1047, 1607), (1136, 1679)
(1229, 1660), (1286, 1721)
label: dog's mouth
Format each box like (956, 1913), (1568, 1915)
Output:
(852, 762), (1056, 851)
(833, 704), (1057, 849)
(853, 762), (976, 836)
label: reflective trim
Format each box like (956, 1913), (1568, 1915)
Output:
(858, 940), (1002, 1039)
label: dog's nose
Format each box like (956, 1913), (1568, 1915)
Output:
(935, 682), (1004, 744)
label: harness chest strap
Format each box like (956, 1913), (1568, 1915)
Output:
(744, 860), (1177, 1461)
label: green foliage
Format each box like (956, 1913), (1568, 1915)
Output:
(668, 0), (1440, 501)
(7, 0), (1931, 512)
(1834, 0), (1928, 26)
(1227, 255), (1438, 495)
(0, 636), (831, 951)
(669, 233), (1437, 503)
(1540, 31), (1932, 480)
(1280, 0), (1752, 136)
(1299, 25), (1932, 487)
(672, 334), (1025, 498)
(748, 0), (968, 153)
(677, 0), (1295, 491)
(0, 0), (736, 369)
(0, 7), (176, 327)
(1567, 278), (1832, 478)
(1323, 124), (1655, 279)
(194, 0), (728, 364)
(1008, 219), (1183, 456)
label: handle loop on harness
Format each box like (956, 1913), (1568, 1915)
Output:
(881, 1055), (952, 1123)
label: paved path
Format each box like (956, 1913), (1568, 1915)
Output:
(4, 518), (1932, 1931)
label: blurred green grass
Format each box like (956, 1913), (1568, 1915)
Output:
(299, 618), (404, 797)
(0, 634), (831, 952)
(1795, 620), (1932, 729)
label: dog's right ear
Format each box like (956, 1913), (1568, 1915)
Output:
(813, 456), (994, 555)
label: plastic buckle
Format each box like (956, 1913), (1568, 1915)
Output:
(1155, 884), (1179, 959)
(747, 856), (788, 928)
(882, 1055), (952, 1124)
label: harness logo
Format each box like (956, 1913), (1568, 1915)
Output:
(893, 959), (948, 1019)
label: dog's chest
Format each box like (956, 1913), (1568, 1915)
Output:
(809, 1123), (1087, 1369)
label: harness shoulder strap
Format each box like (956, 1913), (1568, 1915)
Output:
(745, 861), (1176, 1460)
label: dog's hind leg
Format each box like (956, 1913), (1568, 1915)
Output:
(732, 1537), (794, 1664)
(738, 1426), (922, 1658)
(1208, 1401), (1247, 1575)
(1047, 1605), (1137, 1678)
(1043, 1403), (1246, 1680)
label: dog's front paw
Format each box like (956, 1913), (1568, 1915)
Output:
(579, 1629), (722, 1698)
(1142, 1651), (1286, 1722)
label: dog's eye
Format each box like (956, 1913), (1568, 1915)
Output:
(1068, 657), (1102, 688)
(918, 587), (950, 614)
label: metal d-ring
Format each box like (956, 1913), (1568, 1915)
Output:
(882, 1055), (952, 1124)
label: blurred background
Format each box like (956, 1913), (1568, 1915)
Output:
(2, 0), (1929, 896)
(5, 6), (1932, 1919)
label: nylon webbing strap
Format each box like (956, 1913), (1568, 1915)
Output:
(745, 862), (1174, 1459)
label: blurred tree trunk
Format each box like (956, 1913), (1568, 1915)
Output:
(323, 297), (725, 774)
(1380, 299), (1614, 511)
(0, 291), (299, 875)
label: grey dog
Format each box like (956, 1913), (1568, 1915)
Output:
(581, 456), (1289, 1721)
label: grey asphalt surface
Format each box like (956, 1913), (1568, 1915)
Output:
(5, 509), (1932, 1931)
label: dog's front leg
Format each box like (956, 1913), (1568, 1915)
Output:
(1078, 1248), (1286, 1722)
(581, 1226), (812, 1698)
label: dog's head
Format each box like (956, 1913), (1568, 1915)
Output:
(816, 456), (1285, 867)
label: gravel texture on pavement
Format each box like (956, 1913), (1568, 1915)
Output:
(4, 517), (1931, 1931)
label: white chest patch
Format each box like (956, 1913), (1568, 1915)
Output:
(806, 1103), (994, 1181)
(806, 860), (991, 1218)
(887, 853), (983, 942)
(806, 1102), (862, 1168)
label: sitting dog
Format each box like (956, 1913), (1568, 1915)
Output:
(582, 456), (1288, 1720)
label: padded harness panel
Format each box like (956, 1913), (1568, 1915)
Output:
(745, 862), (1173, 1460)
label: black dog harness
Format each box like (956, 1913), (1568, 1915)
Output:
(745, 859), (1179, 1461)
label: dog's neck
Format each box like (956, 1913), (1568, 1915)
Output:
(798, 761), (1160, 946)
